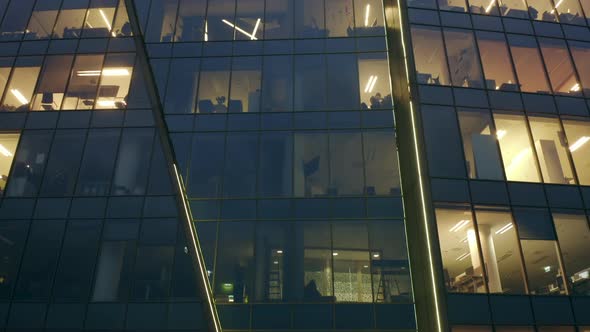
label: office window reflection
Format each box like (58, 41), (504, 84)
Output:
(0, 132), (19, 196)
(196, 57), (230, 113)
(174, 0), (206, 42)
(538, 38), (580, 96)
(53, 0), (91, 39)
(354, 0), (385, 36)
(261, 55), (293, 112)
(443, 28), (484, 88)
(363, 130), (400, 195)
(264, 0), (294, 39)
(568, 41), (590, 97)
(95, 53), (134, 109)
(258, 132), (293, 197)
(562, 119), (590, 185)
(457, 109), (504, 180)
(493, 112), (541, 183)
(82, 0), (117, 38)
(0, 58), (42, 112)
(294, 54), (327, 111)
(5, 130), (51, 197)
(410, 25), (450, 85)
(0, 0), (35, 41)
(229, 56), (261, 113)
(508, 34), (551, 94)
(24, 0), (61, 40)
(295, 0), (327, 38)
(330, 132), (364, 196)
(144, 0), (180, 42)
(475, 208), (526, 294)
(359, 54), (392, 110)
(436, 207), (486, 294)
(63, 54), (105, 110)
(31, 55), (74, 111)
(552, 213), (590, 295)
(528, 116), (576, 184)
(476, 31), (518, 91)
(521, 240), (566, 295)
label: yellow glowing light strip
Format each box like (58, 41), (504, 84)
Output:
(570, 136), (590, 152)
(99, 9), (113, 32)
(252, 18), (261, 40)
(172, 164), (221, 332)
(395, 0), (443, 330)
(222, 19), (258, 40)
(10, 89), (29, 105)
(365, 4), (371, 27)
(0, 144), (13, 157)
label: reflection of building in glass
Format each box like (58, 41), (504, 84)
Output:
(0, 0), (589, 332)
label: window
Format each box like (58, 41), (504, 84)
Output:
(164, 58), (200, 113)
(5, 130), (51, 197)
(95, 53), (135, 109)
(75, 129), (120, 196)
(235, 0), (264, 40)
(264, 0), (294, 39)
(144, 0), (179, 42)
(538, 38), (580, 96)
(498, 0), (530, 18)
(507, 34), (551, 93)
(63, 54), (105, 110)
(354, 0), (385, 36)
(0, 222), (28, 299)
(326, 0), (354, 37)
(82, 0), (118, 38)
(261, 55), (293, 112)
(410, 25), (450, 85)
(53, 0), (90, 39)
(196, 58), (230, 113)
(205, 0), (236, 41)
(537, 327), (576, 332)
(528, 116), (576, 184)
(39, 130), (85, 196)
(438, 0), (468, 12)
(475, 31), (518, 91)
(568, 41), (590, 98)
(554, 0), (586, 24)
(0, 0), (35, 40)
(187, 133), (225, 197)
(229, 56), (262, 113)
(527, 0), (558, 21)
(174, 0), (206, 42)
(562, 119), (590, 185)
(252, 221), (291, 302)
(0, 57), (42, 112)
(222, 132), (258, 197)
(474, 208), (526, 294)
(457, 108), (504, 180)
(493, 112), (541, 183)
(436, 207), (486, 293)
(258, 132), (293, 197)
(443, 28), (484, 88)
(132, 246), (174, 300)
(215, 221), (255, 303)
(333, 221), (372, 302)
(363, 130), (400, 195)
(31, 55), (74, 111)
(111, 128), (154, 195)
(469, 0), (499, 14)
(495, 328), (535, 332)
(329, 131), (364, 195)
(294, 132), (329, 197)
(327, 54), (360, 110)
(302, 222), (334, 301)
(295, 0), (327, 38)
(358, 53), (392, 110)
(24, 0), (61, 40)
(552, 213), (590, 295)
(0, 132), (19, 195)
(294, 54), (327, 111)
(452, 327), (492, 332)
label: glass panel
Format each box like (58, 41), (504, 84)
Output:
(410, 25), (451, 85)
(452, 327), (493, 332)
(75, 129), (120, 196)
(302, 222), (333, 301)
(363, 130), (400, 195)
(165, 58), (200, 113)
(144, 0), (179, 42)
(174, 0), (206, 41)
(31, 55), (75, 111)
(333, 221), (371, 302)
(438, 0), (469, 11)
(582, 0), (590, 23)
(294, 54), (327, 111)
(443, 28), (484, 88)
(359, 53), (392, 110)
(5, 131), (51, 197)
(562, 119), (590, 185)
(294, 132), (329, 197)
(507, 34), (551, 93)
(475, 208), (526, 294)
(436, 207), (486, 293)
(14, 220), (66, 300)
(132, 246), (174, 300)
(475, 31), (518, 91)
(521, 240), (566, 295)
(369, 220), (412, 302)
(326, 54), (360, 110)
(264, 0), (294, 39)
(53, 0), (90, 39)
(261, 55), (293, 112)
(187, 133), (225, 197)
(0, 132), (19, 195)
(552, 213), (590, 295)
(258, 131), (293, 197)
(325, 0), (354, 37)
(408, 0), (438, 8)
(528, 116), (576, 184)
(24, 0), (62, 40)
(568, 41), (590, 97)
(457, 109), (504, 180)
(205, 0), (236, 41)
(354, 0), (385, 35)
(215, 222), (255, 303)
(196, 58), (231, 113)
(96, 53), (135, 109)
(229, 56), (261, 113)
(554, 0), (586, 24)
(0, 59), (42, 112)
(0, 58), (12, 102)
(469, 0), (500, 15)
(422, 105), (466, 178)
(493, 112), (541, 183)
(112, 0), (132, 37)
(234, 0), (264, 40)
(527, 0), (558, 21)
(0, 0), (35, 40)
(63, 54), (105, 110)
(295, 0), (327, 38)
(111, 128), (154, 195)
(39, 130), (86, 196)
(498, 0), (530, 18)
(329, 131), (364, 195)
(538, 38), (580, 96)
(83, 0), (118, 38)
(223, 132), (258, 197)
(253, 222), (291, 302)
(0, 221), (28, 299)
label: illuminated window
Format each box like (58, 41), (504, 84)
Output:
(410, 25), (450, 85)
(562, 119), (590, 185)
(0, 132), (19, 195)
(0, 58), (42, 112)
(553, 212), (590, 295)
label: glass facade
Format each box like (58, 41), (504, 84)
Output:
(0, 0), (589, 332)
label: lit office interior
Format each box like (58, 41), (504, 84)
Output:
(0, 132), (19, 195)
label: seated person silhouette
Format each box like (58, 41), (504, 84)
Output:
(304, 280), (322, 299)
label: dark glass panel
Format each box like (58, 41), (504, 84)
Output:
(24, 0), (62, 40)
(187, 132), (225, 197)
(222, 132), (258, 197)
(75, 129), (121, 196)
(229, 56), (261, 113)
(410, 25), (450, 85)
(40, 129), (86, 196)
(6, 130), (52, 197)
(165, 58), (199, 113)
(144, 0), (180, 42)
(0, 132), (20, 195)
(197, 57), (231, 113)
(0, 0), (36, 40)
(326, 53), (360, 110)
(258, 131), (293, 197)
(329, 131), (364, 195)
(206, 0), (236, 41)
(552, 212), (590, 295)
(264, 0), (294, 39)
(443, 28), (484, 88)
(132, 246), (174, 300)
(261, 55), (293, 112)
(294, 54), (326, 111)
(0, 221), (29, 299)
(31, 55), (75, 111)
(294, 132), (329, 197)
(174, 0), (206, 41)
(363, 130), (400, 195)
(111, 128), (154, 195)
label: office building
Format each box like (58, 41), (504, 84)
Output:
(0, 0), (589, 332)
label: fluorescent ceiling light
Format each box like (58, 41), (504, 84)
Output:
(449, 219), (470, 232)
(222, 19), (259, 40)
(364, 75), (378, 93)
(373, 253), (380, 258)
(570, 136), (590, 152)
(99, 9), (112, 31)
(496, 129), (507, 140)
(570, 83), (581, 92)
(10, 89), (29, 105)
(364, 4), (371, 27)
(332, 252), (339, 256)
(495, 222), (514, 235)
(77, 68), (130, 77)
(0, 144), (13, 157)
(485, 0), (495, 13)
(204, 21), (208, 41)
(456, 252), (470, 261)
(252, 18), (261, 40)
(276, 250), (283, 254)
(544, 265), (551, 272)
(97, 100), (116, 107)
